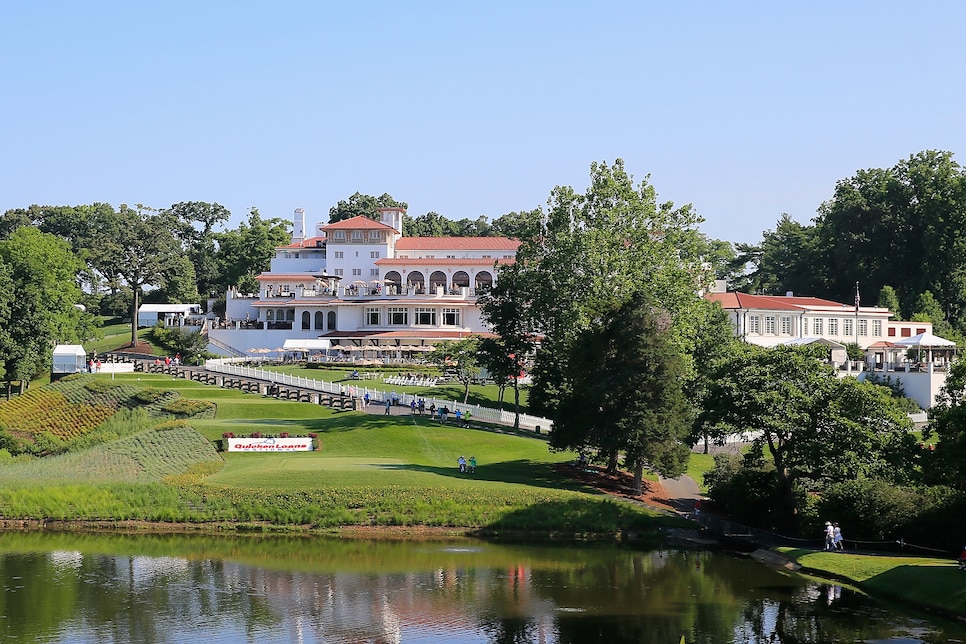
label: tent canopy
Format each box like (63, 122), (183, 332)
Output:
(895, 331), (957, 348)
(282, 339), (331, 351)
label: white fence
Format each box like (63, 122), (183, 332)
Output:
(205, 358), (554, 431)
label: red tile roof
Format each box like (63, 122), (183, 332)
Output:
(706, 292), (847, 311)
(395, 237), (520, 251)
(321, 216), (398, 232)
(278, 236), (327, 249)
(376, 257), (513, 266)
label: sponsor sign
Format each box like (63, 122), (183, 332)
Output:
(227, 437), (313, 452)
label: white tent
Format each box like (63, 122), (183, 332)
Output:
(895, 330), (957, 365)
(51, 345), (87, 376)
(282, 339), (331, 352)
(894, 331), (957, 348)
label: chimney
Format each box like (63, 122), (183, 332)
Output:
(292, 208), (306, 243)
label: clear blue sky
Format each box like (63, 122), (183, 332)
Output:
(2, 1), (963, 245)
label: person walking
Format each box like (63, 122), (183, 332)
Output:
(468, 456), (476, 473)
(458, 456), (466, 473)
(833, 523), (844, 551)
(385, 399), (391, 416)
(824, 522), (835, 551)
(364, 392), (370, 407)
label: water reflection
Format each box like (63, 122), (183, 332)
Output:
(0, 533), (960, 643)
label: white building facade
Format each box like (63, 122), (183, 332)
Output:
(207, 208), (519, 357)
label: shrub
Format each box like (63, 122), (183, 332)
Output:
(133, 388), (166, 404)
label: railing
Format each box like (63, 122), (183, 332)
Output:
(204, 358), (553, 431)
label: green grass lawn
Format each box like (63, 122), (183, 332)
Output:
(779, 548), (966, 617)
(0, 372), (685, 535)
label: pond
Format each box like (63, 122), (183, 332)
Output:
(0, 532), (962, 643)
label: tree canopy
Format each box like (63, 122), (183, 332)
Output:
(700, 344), (917, 513)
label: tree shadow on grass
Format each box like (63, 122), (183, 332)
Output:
(373, 459), (603, 493)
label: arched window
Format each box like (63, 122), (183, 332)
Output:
(266, 310), (275, 321)
(406, 271), (425, 292)
(286, 309), (295, 321)
(452, 271), (470, 288)
(315, 311), (325, 330)
(301, 311), (310, 330)
(430, 270), (447, 291)
(475, 271), (494, 291)
(384, 271), (402, 292)
(327, 311), (337, 330)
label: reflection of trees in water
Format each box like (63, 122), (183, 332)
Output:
(0, 541), (961, 643)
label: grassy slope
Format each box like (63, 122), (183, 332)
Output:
(779, 548), (966, 619)
(0, 373), (685, 534)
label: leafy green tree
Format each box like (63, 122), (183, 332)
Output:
(687, 299), (741, 453)
(816, 150), (966, 329)
(478, 262), (536, 428)
(427, 337), (480, 404)
(0, 228), (88, 392)
(521, 159), (706, 419)
(164, 201), (231, 297)
(403, 211), (454, 237)
(551, 296), (692, 492)
(731, 214), (823, 296)
(877, 285), (902, 319)
(700, 344), (916, 516)
(214, 208), (290, 292)
(926, 359), (966, 489)
(106, 205), (183, 346)
(490, 209), (543, 241)
(328, 192), (407, 223)
(154, 255), (200, 305)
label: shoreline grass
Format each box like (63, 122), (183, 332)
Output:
(778, 547), (966, 622)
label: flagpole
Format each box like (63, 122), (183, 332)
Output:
(854, 281), (860, 345)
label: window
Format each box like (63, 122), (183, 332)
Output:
(415, 307), (436, 325)
(873, 320), (882, 336)
(780, 316), (791, 335)
(334, 269), (343, 276)
(442, 308), (460, 326)
(352, 268), (361, 276)
(371, 268), (379, 276)
(828, 319), (838, 336)
(371, 251), (380, 258)
(369, 231), (380, 241)
(334, 251), (343, 259)
(765, 316), (776, 334)
(858, 319), (868, 336)
(301, 311), (310, 330)
(813, 318), (823, 336)
(844, 318), (853, 337)
(327, 311), (336, 329)
(748, 316), (761, 334)
(365, 307), (380, 326)
(388, 307), (408, 325)
(315, 311), (324, 330)
(351, 230), (363, 240)
(333, 231), (345, 240)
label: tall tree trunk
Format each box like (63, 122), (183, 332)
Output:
(607, 449), (619, 474)
(512, 378), (520, 430)
(632, 462), (644, 496)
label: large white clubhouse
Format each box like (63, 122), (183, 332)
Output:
(206, 207), (518, 358)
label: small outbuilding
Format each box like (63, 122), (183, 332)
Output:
(137, 303), (202, 328)
(51, 344), (88, 380)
